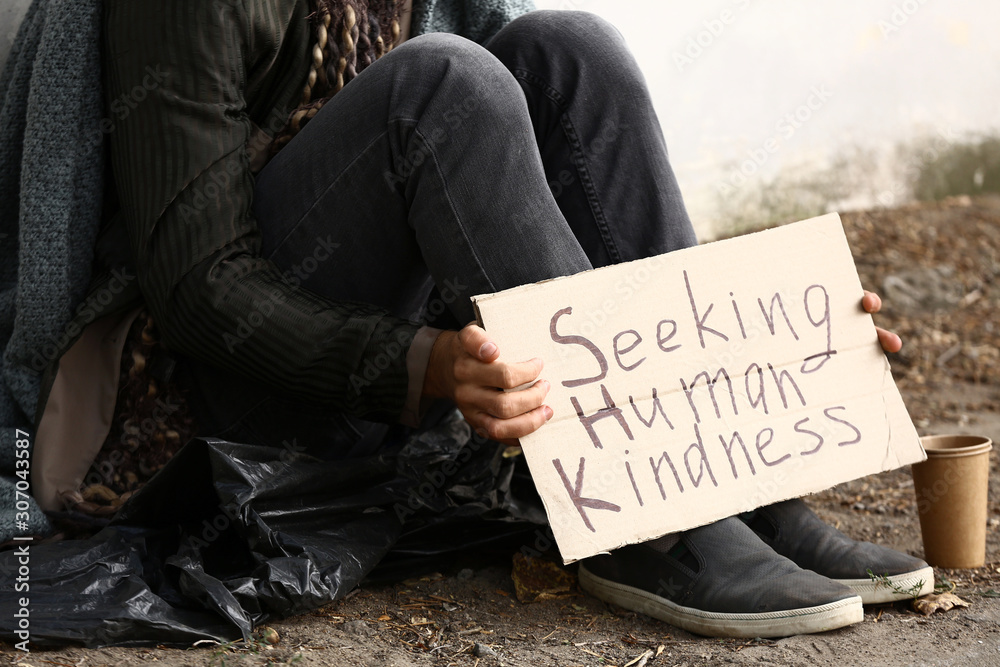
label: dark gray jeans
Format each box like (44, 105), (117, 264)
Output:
(176, 10), (697, 457)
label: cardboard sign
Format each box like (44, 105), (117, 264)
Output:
(472, 214), (925, 563)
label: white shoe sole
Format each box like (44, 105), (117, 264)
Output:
(579, 564), (864, 639)
(836, 566), (935, 604)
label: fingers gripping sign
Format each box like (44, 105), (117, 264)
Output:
(424, 323), (553, 445)
(861, 290), (902, 354)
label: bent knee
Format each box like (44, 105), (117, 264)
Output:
(396, 32), (516, 86)
(490, 10), (645, 98)
(495, 10), (625, 55)
(387, 32), (523, 116)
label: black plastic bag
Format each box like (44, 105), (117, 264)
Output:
(0, 411), (544, 647)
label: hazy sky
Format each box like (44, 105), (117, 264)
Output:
(536, 0), (1000, 236)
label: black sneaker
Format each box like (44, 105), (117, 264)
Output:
(578, 517), (863, 638)
(745, 498), (934, 604)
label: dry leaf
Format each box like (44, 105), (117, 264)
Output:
(511, 552), (576, 603)
(912, 592), (970, 616)
(502, 445), (523, 458)
(624, 649), (654, 667)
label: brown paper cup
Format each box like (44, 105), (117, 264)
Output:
(911, 435), (993, 569)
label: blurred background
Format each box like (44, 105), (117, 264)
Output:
(535, 0), (1000, 238)
(4, 0), (997, 239)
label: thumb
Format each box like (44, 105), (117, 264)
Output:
(458, 323), (499, 361)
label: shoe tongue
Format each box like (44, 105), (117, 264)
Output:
(645, 532), (681, 552)
(739, 509), (777, 541)
(644, 534), (700, 572)
(673, 543), (700, 572)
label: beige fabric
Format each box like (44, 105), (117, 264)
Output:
(402, 326), (443, 427)
(33, 308), (141, 511)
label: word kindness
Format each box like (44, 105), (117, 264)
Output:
(547, 272), (854, 531)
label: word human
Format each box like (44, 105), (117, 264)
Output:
(546, 271), (858, 533)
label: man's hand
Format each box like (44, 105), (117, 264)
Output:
(423, 324), (552, 445)
(862, 290), (902, 353)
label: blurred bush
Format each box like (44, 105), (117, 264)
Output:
(907, 134), (1000, 201)
(710, 134), (1000, 238)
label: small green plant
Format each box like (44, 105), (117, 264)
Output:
(934, 575), (956, 594)
(866, 568), (926, 600)
(207, 633), (268, 666)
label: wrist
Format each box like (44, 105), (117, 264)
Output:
(423, 330), (458, 400)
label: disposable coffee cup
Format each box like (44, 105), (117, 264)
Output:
(911, 435), (993, 569)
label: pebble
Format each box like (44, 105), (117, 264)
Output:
(457, 568), (475, 580)
(473, 642), (497, 658)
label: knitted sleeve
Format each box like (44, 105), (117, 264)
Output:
(411, 0), (537, 44)
(102, 0), (420, 422)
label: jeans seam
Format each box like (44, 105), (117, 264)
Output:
(513, 69), (623, 264)
(558, 113), (621, 263)
(411, 126), (498, 295)
(264, 131), (391, 261)
(513, 69), (567, 108)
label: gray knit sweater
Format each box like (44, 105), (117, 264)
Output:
(0, 0), (535, 543)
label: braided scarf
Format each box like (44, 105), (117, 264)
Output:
(270, 0), (402, 154)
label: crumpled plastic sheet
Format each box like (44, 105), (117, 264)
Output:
(0, 410), (545, 647)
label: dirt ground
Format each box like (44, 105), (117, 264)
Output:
(4, 196), (1000, 666)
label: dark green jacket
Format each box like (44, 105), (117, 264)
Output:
(94, 0), (533, 423)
